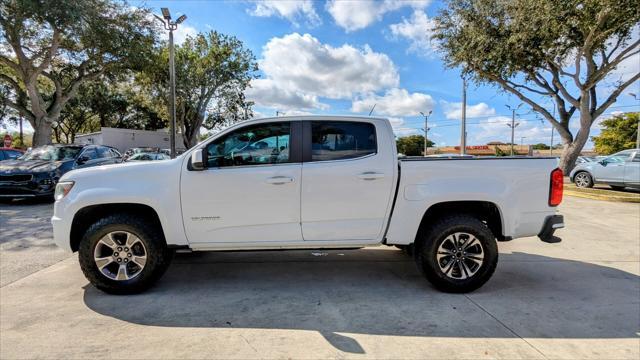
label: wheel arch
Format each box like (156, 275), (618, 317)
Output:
(571, 169), (593, 182)
(415, 201), (506, 245)
(70, 203), (166, 252)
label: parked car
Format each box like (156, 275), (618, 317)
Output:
(0, 147), (24, 160)
(570, 149), (640, 190)
(52, 116), (563, 295)
(125, 152), (170, 161)
(0, 144), (122, 200)
(122, 147), (160, 160)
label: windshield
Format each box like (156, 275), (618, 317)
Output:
(19, 146), (82, 161)
(605, 150), (632, 163)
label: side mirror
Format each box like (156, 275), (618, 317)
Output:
(599, 159), (607, 166)
(76, 155), (89, 165)
(191, 149), (205, 170)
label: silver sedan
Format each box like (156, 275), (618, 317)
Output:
(569, 149), (640, 190)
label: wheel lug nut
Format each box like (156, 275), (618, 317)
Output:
(124, 258), (128, 263)
(117, 247), (122, 251)
(113, 252), (119, 257)
(117, 258), (122, 263)
(127, 253), (132, 257)
(124, 247), (129, 252)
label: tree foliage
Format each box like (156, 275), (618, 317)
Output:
(396, 135), (434, 156)
(52, 81), (165, 143)
(140, 31), (258, 148)
(591, 112), (638, 154)
(0, 0), (157, 146)
(434, 0), (640, 172)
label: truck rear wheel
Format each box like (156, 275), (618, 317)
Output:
(78, 214), (173, 295)
(415, 214), (498, 293)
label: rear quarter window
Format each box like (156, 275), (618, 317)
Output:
(310, 121), (376, 161)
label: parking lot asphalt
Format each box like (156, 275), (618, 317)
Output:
(1, 197), (638, 359)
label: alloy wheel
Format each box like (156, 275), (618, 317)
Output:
(93, 231), (147, 281)
(436, 232), (484, 280)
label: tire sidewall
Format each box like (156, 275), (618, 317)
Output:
(78, 216), (171, 294)
(417, 217), (498, 293)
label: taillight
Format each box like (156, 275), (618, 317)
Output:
(549, 168), (563, 206)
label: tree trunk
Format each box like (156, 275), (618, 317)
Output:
(32, 117), (53, 146)
(557, 117), (592, 174)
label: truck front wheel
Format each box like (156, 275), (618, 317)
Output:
(78, 214), (173, 295)
(415, 215), (498, 293)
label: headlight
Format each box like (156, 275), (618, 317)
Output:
(54, 181), (75, 201)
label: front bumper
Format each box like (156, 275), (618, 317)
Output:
(0, 174), (57, 198)
(538, 215), (564, 243)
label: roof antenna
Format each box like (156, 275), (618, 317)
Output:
(368, 103), (377, 116)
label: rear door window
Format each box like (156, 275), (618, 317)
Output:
(310, 121), (377, 162)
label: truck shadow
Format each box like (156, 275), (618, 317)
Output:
(83, 249), (639, 353)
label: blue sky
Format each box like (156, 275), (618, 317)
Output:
(74, 1), (640, 146)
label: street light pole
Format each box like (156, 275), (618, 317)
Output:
(420, 110), (432, 156)
(506, 103), (522, 156)
(154, 8), (187, 159)
(460, 76), (467, 155)
(548, 102), (556, 155)
(168, 29), (176, 158)
(630, 93), (640, 148)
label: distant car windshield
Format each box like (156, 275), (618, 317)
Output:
(128, 152), (167, 161)
(606, 150), (632, 163)
(19, 146), (82, 161)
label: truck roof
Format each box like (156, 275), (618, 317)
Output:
(246, 115), (389, 122)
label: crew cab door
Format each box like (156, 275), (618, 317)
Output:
(300, 120), (396, 241)
(180, 121), (303, 244)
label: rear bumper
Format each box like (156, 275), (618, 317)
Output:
(538, 215), (564, 243)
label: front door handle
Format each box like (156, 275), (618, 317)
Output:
(265, 176), (294, 185)
(357, 172), (385, 180)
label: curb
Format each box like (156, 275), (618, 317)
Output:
(564, 190), (640, 203)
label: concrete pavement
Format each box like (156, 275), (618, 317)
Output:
(0, 197), (638, 359)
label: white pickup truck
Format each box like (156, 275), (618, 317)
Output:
(52, 116), (564, 294)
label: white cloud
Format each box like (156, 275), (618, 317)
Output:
(441, 101), (496, 120)
(246, 78), (328, 111)
(326, 0), (431, 32)
(388, 117), (421, 137)
(471, 116), (552, 145)
(351, 88), (434, 116)
(259, 33), (399, 99)
(248, 0), (320, 27)
(389, 10), (436, 54)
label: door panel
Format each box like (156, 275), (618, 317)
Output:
(180, 121), (303, 244)
(624, 153), (640, 185)
(301, 121), (395, 241)
(181, 164), (302, 243)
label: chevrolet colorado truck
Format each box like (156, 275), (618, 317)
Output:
(52, 116), (564, 294)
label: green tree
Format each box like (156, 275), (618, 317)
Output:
(532, 143), (551, 150)
(434, 0), (639, 172)
(591, 112), (639, 154)
(0, 0), (157, 146)
(396, 135), (434, 156)
(141, 31), (258, 148)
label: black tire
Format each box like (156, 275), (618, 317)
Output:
(609, 185), (626, 191)
(573, 171), (594, 188)
(78, 214), (173, 295)
(415, 214), (498, 293)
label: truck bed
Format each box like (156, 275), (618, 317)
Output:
(385, 157), (560, 245)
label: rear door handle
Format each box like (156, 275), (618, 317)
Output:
(357, 172), (385, 180)
(265, 176), (294, 185)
